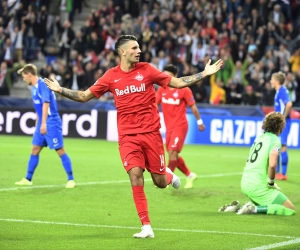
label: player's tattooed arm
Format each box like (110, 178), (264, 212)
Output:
(60, 88), (95, 102)
(168, 72), (205, 88)
(168, 59), (223, 88)
(181, 72), (204, 85)
(61, 88), (86, 102)
(44, 76), (95, 102)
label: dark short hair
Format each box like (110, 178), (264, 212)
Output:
(115, 35), (137, 54)
(163, 64), (178, 76)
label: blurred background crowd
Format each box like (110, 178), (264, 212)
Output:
(1, 0), (300, 107)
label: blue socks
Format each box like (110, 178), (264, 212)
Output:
(25, 154), (74, 181)
(60, 154), (74, 180)
(281, 151), (288, 176)
(26, 154), (39, 181)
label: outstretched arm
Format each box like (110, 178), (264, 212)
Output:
(44, 76), (95, 102)
(168, 59), (223, 88)
(60, 88), (95, 102)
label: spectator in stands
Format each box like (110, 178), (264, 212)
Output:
(191, 41), (207, 68)
(285, 72), (298, 105)
(216, 52), (234, 85)
(243, 85), (260, 106)
(83, 61), (96, 88)
(54, 60), (71, 87)
(264, 37), (278, 53)
(289, 49), (300, 73)
(231, 60), (248, 87)
(201, 20), (217, 42)
(262, 82), (275, 106)
(46, 0), (61, 41)
(248, 9), (264, 34)
(272, 23), (300, 54)
(190, 80), (207, 104)
(264, 61), (277, 83)
(57, 18), (75, 63)
(276, 44), (291, 71)
(87, 31), (105, 55)
(23, 14), (40, 61)
(268, 4), (285, 25)
(210, 74), (226, 105)
(60, 0), (73, 25)
(8, 18), (25, 62)
(35, 5), (47, 41)
(40, 39), (60, 66)
(65, 65), (85, 91)
(225, 79), (243, 105)
(39, 64), (53, 79)
(0, 37), (14, 67)
(73, 30), (85, 56)
(0, 60), (24, 96)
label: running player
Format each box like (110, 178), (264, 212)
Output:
(15, 64), (75, 188)
(271, 72), (292, 180)
(237, 112), (295, 215)
(156, 64), (205, 189)
(44, 35), (223, 238)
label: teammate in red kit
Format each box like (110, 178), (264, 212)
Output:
(156, 64), (205, 189)
(44, 35), (223, 238)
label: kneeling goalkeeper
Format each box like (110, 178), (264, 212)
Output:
(238, 112), (295, 215)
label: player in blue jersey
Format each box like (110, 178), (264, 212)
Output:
(271, 72), (292, 181)
(15, 64), (75, 188)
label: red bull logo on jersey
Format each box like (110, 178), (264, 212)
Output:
(115, 83), (146, 96)
(162, 97), (180, 105)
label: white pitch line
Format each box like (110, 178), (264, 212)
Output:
(0, 218), (297, 240)
(0, 179), (134, 192)
(246, 238), (300, 250)
(0, 172), (242, 192)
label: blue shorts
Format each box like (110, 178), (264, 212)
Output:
(32, 124), (64, 150)
(279, 119), (291, 146)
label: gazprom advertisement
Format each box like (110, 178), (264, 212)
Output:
(107, 110), (300, 148)
(184, 114), (299, 148)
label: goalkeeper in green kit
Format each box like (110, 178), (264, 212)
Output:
(237, 112), (295, 215)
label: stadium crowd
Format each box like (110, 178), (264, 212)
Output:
(0, 0), (300, 107)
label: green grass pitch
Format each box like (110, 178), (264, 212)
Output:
(0, 135), (299, 250)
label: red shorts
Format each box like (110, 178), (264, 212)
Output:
(118, 131), (166, 174)
(166, 126), (188, 153)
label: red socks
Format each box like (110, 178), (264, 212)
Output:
(177, 156), (191, 176)
(132, 186), (150, 225)
(166, 171), (173, 185)
(168, 160), (177, 172)
(166, 160), (177, 185)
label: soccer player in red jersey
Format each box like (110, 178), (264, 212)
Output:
(44, 35), (223, 238)
(156, 64), (205, 189)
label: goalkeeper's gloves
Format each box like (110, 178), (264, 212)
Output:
(268, 178), (281, 191)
